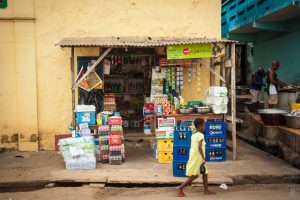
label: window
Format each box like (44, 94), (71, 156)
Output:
(0, 0), (7, 8)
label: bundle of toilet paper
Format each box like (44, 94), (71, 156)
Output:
(206, 86), (228, 114)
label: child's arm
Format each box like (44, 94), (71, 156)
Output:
(198, 139), (206, 164)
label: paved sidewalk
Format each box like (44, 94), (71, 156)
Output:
(0, 138), (299, 188)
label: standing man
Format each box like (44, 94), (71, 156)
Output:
(266, 61), (288, 108)
(250, 67), (266, 112)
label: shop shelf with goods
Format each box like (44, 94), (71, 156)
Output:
(103, 94), (117, 111)
(204, 121), (226, 162)
(143, 102), (154, 135)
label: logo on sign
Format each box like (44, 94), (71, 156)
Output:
(183, 48), (191, 55)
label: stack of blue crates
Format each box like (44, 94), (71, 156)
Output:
(204, 121), (226, 162)
(172, 126), (192, 177)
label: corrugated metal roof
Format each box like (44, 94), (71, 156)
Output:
(56, 37), (236, 47)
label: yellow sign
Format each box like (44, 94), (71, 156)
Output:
(167, 43), (225, 59)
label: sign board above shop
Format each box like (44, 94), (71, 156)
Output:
(167, 43), (225, 60)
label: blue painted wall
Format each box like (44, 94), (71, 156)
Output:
(253, 30), (300, 83)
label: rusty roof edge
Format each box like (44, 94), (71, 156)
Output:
(56, 37), (237, 47)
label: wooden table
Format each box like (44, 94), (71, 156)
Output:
(168, 113), (224, 122)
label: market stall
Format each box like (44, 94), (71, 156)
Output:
(56, 37), (237, 170)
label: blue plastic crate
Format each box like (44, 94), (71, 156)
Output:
(173, 145), (190, 162)
(205, 121), (226, 137)
(205, 137), (226, 149)
(205, 148), (226, 162)
(173, 160), (187, 177)
(76, 111), (96, 125)
(174, 126), (192, 146)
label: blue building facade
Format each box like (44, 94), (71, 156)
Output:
(222, 0), (300, 83)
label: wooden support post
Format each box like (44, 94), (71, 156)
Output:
(221, 57), (225, 86)
(71, 47), (76, 128)
(231, 43), (237, 161)
(210, 58), (215, 86)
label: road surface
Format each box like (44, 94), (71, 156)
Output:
(0, 184), (299, 200)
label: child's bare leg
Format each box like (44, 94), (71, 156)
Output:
(176, 175), (198, 196)
(202, 174), (216, 195)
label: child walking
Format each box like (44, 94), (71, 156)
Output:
(176, 118), (216, 197)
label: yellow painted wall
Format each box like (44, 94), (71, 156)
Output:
(0, 20), (18, 149)
(1, 0), (221, 150)
(0, 0), (38, 151)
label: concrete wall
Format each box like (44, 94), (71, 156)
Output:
(253, 30), (300, 83)
(0, 0), (221, 150)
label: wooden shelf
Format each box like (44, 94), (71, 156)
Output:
(105, 93), (146, 95)
(104, 75), (124, 78)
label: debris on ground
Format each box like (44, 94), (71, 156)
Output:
(219, 184), (228, 190)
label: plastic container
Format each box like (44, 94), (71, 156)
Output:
(173, 160), (187, 177)
(173, 126), (192, 146)
(285, 115), (300, 129)
(205, 148), (226, 162)
(291, 103), (300, 110)
(157, 139), (174, 152)
(75, 105), (96, 125)
(258, 109), (288, 126)
(76, 111), (96, 125)
(205, 137), (226, 149)
(158, 151), (173, 164)
(205, 121), (226, 137)
(173, 145), (190, 162)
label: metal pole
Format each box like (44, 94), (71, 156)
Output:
(231, 43), (237, 160)
(71, 47), (76, 128)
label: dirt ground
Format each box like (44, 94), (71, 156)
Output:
(0, 184), (299, 200)
(1, 137), (299, 186)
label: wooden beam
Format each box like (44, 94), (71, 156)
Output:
(72, 48), (112, 90)
(221, 57), (225, 86)
(231, 43), (237, 161)
(199, 59), (227, 84)
(210, 58), (216, 86)
(71, 47), (75, 127)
